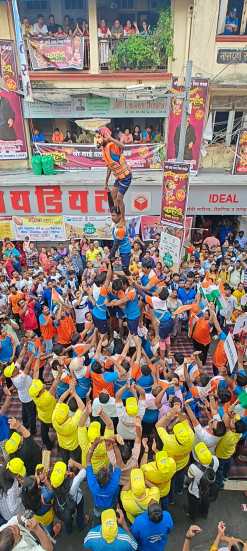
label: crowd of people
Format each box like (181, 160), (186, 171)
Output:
(32, 125), (161, 146)
(0, 129), (246, 550)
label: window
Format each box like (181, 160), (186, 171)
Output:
(212, 111), (229, 142)
(212, 109), (243, 144)
(25, 0), (48, 9)
(65, 0), (86, 8)
(117, 0), (134, 9)
(217, 0), (246, 35)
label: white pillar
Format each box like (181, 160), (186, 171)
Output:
(225, 110), (235, 146)
(88, 0), (99, 74)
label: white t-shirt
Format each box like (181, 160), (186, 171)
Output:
(12, 372), (32, 403)
(116, 400), (145, 440)
(188, 456), (219, 498)
(72, 296), (89, 324)
(0, 517), (45, 550)
(194, 422), (221, 452)
(92, 397), (117, 418)
(32, 23), (48, 34)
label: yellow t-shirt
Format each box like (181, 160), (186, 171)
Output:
(121, 486), (160, 523)
(33, 390), (56, 424)
(78, 426), (114, 473)
(216, 431), (241, 459)
(232, 289), (245, 306)
(86, 249), (101, 262)
(157, 423), (194, 471)
(141, 460), (176, 497)
(52, 409), (82, 451)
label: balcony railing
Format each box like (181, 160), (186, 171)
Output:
(98, 36), (168, 71)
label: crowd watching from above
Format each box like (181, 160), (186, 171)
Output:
(21, 14), (151, 39)
(0, 135), (246, 550)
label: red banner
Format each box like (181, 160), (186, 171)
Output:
(34, 142), (164, 171)
(141, 215), (160, 240)
(233, 129), (247, 174)
(161, 162), (190, 228)
(29, 36), (85, 70)
(0, 40), (27, 160)
(166, 78), (208, 174)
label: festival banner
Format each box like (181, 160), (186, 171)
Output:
(0, 217), (15, 240)
(161, 162), (190, 228)
(233, 129), (247, 174)
(167, 78), (209, 174)
(33, 142), (164, 171)
(11, 0), (33, 101)
(159, 227), (181, 271)
(0, 40), (27, 160)
(64, 215), (140, 240)
(141, 216), (160, 240)
(224, 332), (238, 374)
(28, 36), (85, 70)
(12, 216), (65, 241)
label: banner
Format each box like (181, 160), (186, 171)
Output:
(161, 162), (190, 228)
(233, 129), (247, 174)
(159, 227), (181, 271)
(12, 216), (65, 241)
(141, 216), (160, 240)
(28, 36), (85, 70)
(0, 217), (14, 239)
(33, 142), (164, 171)
(167, 78), (209, 174)
(64, 215), (140, 240)
(11, 0), (33, 101)
(233, 313), (247, 335)
(0, 40), (27, 159)
(224, 332), (238, 374)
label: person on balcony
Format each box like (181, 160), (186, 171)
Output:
(124, 20), (139, 36)
(140, 20), (151, 36)
(224, 8), (239, 35)
(32, 14), (48, 36)
(52, 128), (64, 144)
(111, 19), (124, 39)
(21, 17), (32, 37)
(47, 14), (59, 35)
(32, 128), (45, 143)
(133, 126), (142, 143)
(98, 19), (111, 66)
(63, 14), (73, 35)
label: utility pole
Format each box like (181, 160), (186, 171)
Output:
(177, 60), (193, 162)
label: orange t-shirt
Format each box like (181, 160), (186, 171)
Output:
(40, 314), (55, 340)
(9, 292), (24, 314)
(90, 371), (114, 399)
(56, 315), (75, 345)
(213, 340), (227, 369)
(192, 318), (211, 346)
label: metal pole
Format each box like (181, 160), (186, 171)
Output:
(177, 60), (193, 162)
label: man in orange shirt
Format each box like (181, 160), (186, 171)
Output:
(8, 285), (24, 323)
(54, 307), (75, 347)
(39, 304), (55, 354)
(52, 127), (64, 143)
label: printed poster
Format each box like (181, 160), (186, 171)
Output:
(0, 217), (14, 239)
(233, 129), (247, 174)
(64, 215), (140, 240)
(161, 162), (190, 228)
(29, 36), (85, 70)
(12, 216), (65, 241)
(224, 332), (238, 373)
(141, 216), (160, 241)
(0, 40), (27, 160)
(167, 78), (209, 173)
(159, 228), (181, 271)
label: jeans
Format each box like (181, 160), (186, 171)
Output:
(40, 422), (53, 450)
(44, 339), (53, 354)
(187, 491), (210, 521)
(169, 467), (186, 501)
(64, 497), (84, 535)
(22, 401), (36, 435)
(216, 457), (231, 488)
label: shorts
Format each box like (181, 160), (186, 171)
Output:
(159, 336), (171, 351)
(114, 173), (132, 195)
(159, 318), (174, 339)
(121, 252), (131, 272)
(127, 316), (140, 335)
(92, 314), (108, 334)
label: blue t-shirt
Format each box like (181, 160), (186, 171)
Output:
(84, 526), (137, 551)
(177, 287), (196, 305)
(86, 465), (121, 509)
(0, 336), (13, 363)
(131, 511), (173, 551)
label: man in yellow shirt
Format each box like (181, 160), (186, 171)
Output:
(216, 414), (245, 488)
(121, 468), (160, 523)
(141, 449), (176, 509)
(155, 405), (194, 501)
(52, 384), (85, 464)
(86, 242), (103, 264)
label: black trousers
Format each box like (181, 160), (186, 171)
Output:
(59, 445), (81, 465)
(22, 401), (36, 435)
(192, 339), (210, 365)
(40, 421), (53, 450)
(187, 491), (210, 521)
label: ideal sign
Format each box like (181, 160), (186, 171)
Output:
(209, 193), (239, 204)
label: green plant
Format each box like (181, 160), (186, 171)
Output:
(110, 8), (173, 70)
(110, 35), (160, 70)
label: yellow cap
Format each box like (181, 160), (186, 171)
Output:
(156, 451), (176, 478)
(173, 421), (194, 446)
(50, 461), (67, 488)
(195, 442), (212, 466)
(126, 397), (138, 417)
(35, 464), (45, 473)
(5, 432), (21, 455)
(53, 403), (69, 425)
(131, 468), (146, 497)
(88, 421), (101, 443)
(4, 362), (16, 378)
(7, 458), (26, 478)
(101, 509), (118, 543)
(29, 379), (44, 399)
